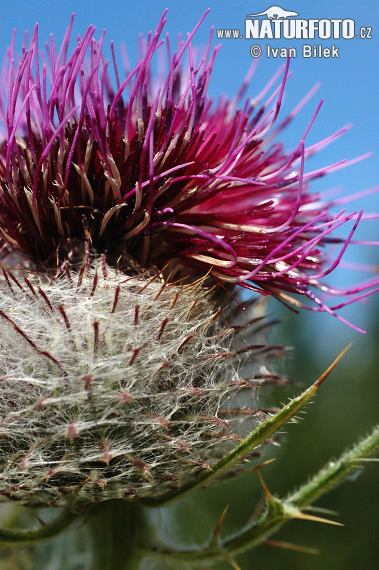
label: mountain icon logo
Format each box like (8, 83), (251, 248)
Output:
(246, 6), (299, 19)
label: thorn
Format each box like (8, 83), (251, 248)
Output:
(101, 253), (108, 279)
(64, 261), (73, 283)
(211, 505), (229, 544)
(2, 269), (14, 292)
(294, 511), (343, 527)
(157, 317), (169, 341)
(128, 455), (153, 482)
(202, 309), (224, 332)
(170, 290), (180, 309)
(154, 274), (171, 300)
(74, 475), (92, 493)
(248, 494), (266, 525)
(111, 284), (121, 313)
(248, 457), (277, 473)
(136, 271), (160, 294)
(134, 304), (140, 325)
(93, 320), (99, 354)
(314, 343), (351, 388)
(24, 277), (36, 296)
(8, 271), (25, 291)
(89, 270), (98, 297)
(187, 268), (212, 293)
(197, 460), (213, 471)
(58, 304), (71, 330)
(263, 539), (319, 555)
(257, 470), (274, 501)
(345, 457), (379, 462)
(221, 550), (242, 570)
(184, 296), (200, 317)
(303, 506), (338, 516)
(155, 359), (170, 373)
(81, 373), (93, 390)
(177, 334), (194, 353)
(172, 439), (189, 452)
(31, 509), (46, 526)
(129, 346), (143, 366)
(77, 264), (86, 288)
(44, 467), (60, 482)
(38, 286), (54, 311)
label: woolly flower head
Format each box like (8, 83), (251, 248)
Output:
(0, 263), (283, 507)
(0, 12), (377, 509)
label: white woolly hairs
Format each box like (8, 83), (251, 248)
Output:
(0, 263), (280, 507)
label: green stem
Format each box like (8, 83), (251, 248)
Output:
(289, 424), (379, 508)
(86, 500), (146, 570)
(0, 508), (76, 545)
(153, 424), (379, 565)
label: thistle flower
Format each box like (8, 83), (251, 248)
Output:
(0, 11), (377, 514)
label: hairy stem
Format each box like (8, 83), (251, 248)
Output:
(289, 424), (379, 508)
(154, 424), (379, 565)
(0, 508), (76, 545)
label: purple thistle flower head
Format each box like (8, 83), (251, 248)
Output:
(0, 11), (377, 330)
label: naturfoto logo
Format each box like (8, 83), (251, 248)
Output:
(245, 5), (363, 40)
(247, 6), (299, 20)
(215, 5), (372, 59)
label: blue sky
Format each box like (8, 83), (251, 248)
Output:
(1, 0), (378, 342)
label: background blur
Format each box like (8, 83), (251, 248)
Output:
(0, 0), (378, 568)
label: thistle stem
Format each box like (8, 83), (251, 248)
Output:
(0, 508), (75, 545)
(151, 424), (379, 565)
(289, 424), (379, 508)
(86, 500), (146, 570)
